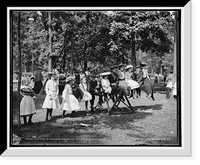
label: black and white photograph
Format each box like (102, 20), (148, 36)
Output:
(4, 3), (192, 157)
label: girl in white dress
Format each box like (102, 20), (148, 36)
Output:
(61, 76), (81, 117)
(172, 81), (177, 97)
(42, 72), (60, 121)
(124, 65), (140, 99)
(20, 85), (36, 126)
(79, 77), (92, 111)
(100, 72), (112, 101)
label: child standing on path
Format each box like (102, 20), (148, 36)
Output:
(61, 76), (81, 117)
(42, 72), (60, 121)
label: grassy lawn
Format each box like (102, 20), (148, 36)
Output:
(11, 83), (179, 146)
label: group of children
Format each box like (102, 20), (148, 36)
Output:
(19, 71), (94, 126)
(19, 63), (159, 126)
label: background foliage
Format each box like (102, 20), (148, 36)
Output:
(11, 10), (176, 74)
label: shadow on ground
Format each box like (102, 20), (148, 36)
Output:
(12, 106), (154, 146)
(133, 104), (163, 111)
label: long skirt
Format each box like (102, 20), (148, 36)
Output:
(61, 94), (81, 112)
(143, 78), (154, 95)
(20, 96), (36, 116)
(42, 91), (60, 109)
(34, 81), (43, 94)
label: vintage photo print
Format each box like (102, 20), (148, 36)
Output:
(4, 2), (191, 157)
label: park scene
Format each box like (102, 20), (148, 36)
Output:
(11, 10), (179, 146)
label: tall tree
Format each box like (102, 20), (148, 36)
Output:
(109, 11), (174, 71)
(17, 11), (21, 136)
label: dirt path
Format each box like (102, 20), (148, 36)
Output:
(12, 89), (179, 146)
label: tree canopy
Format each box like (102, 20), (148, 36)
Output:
(11, 10), (176, 74)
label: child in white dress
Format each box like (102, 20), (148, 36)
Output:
(61, 76), (81, 117)
(79, 77), (92, 111)
(124, 65), (140, 99)
(42, 72), (60, 121)
(172, 81), (177, 97)
(100, 72), (112, 101)
(20, 85), (36, 126)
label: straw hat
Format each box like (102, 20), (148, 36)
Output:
(20, 85), (33, 94)
(99, 72), (111, 76)
(140, 62), (148, 66)
(48, 71), (56, 76)
(124, 65), (133, 70)
(65, 75), (75, 82)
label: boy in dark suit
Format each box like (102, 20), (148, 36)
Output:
(88, 74), (103, 112)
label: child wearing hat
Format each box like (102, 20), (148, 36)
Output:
(124, 65), (140, 99)
(61, 76), (81, 117)
(42, 72), (60, 121)
(20, 85), (36, 126)
(100, 72), (112, 101)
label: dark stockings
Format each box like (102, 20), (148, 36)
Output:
(62, 110), (66, 117)
(46, 108), (53, 121)
(136, 87), (141, 97)
(23, 114), (34, 126)
(85, 101), (88, 109)
(129, 89), (136, 99)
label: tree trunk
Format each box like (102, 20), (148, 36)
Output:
(17, 11), (21, 137)
(70, 31), (75, 75)
(62, 34), (68, 72)
(62, 52), (66, 72)
(131, 31), (136, 71)
(32, 53), (34, 74)
(48, 11), (52, 72)
(139, 49), (142, 62)
(173, 12), (177, 84)
(83, 42), (87, 72)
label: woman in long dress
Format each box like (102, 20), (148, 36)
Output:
(42, 72), (60, 121)
(140, 63), (155, 100)
(61, 76), (81, 117)
(20, 85), (36, 126)
(79, 76), (92, 111)
(34, 67), (44, 94)
(124, 65), (140, 99)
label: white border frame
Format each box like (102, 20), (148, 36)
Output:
(4, 3), (191, 157)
